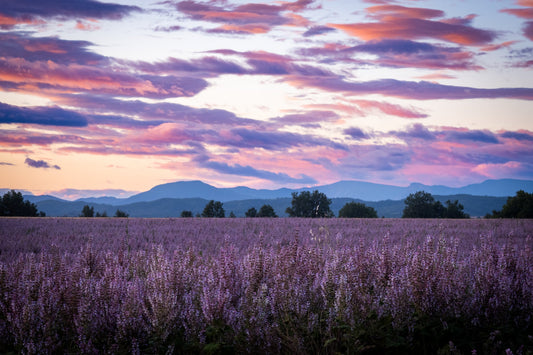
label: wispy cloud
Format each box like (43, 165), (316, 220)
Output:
(174, 0), (314, 34)
(0, 0), (140, 29)
(330, 4), (497, 46)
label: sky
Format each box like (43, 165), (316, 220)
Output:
(0, 0), (532, 199)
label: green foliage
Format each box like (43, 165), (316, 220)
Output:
(0, 190), (39, 217)
(181, 210), (193, 218)
(403, 191), (469, 218)
(80, 204), (94, 217)
(245, 207), (257, 217)
(443, 200), (469, 218)
(338, 201), (378, 218)
(286, 190), (333, 218)
(114, 209), (129, 218)
(257, 204), (277, 217)
(487, 190), (533, 218)
(202, 200), (225, 218)
(229, 211), (236, 218)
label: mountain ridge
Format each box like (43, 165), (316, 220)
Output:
(18, 178), (533, 205)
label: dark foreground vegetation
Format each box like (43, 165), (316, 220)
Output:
(0, 218), (531, 354)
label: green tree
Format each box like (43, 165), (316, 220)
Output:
(286, 190), (333, 218)
(402, 191), (444, 218)
(338, 201), (378, 218)
(202, 200), (225, 218)
(81, 205), (94, 217)
(181, 210), (193, 218)
(245, 207), (257, 217)
(114, 209), (129, 218)
(229, 211), (236, 218)
(488, 190), (533, 218)
(257, 204), (277, 217)
(444, 200), (469, 219)
(0, 190), (39, 216)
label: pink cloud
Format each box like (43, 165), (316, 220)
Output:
(298, 39), (483, 71)
(175, 0), (314, 34)
(330, 5), (496, 46)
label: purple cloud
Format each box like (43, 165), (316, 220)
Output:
(500, 131), (533, 141)
(444, 130), (500, 144)
(303, 26), (336, 37)
(0, 0), (140, 29)
(344, 127), (370, 140)
(25, 157), (60, 170)
(0, 33), (107, 65)
(0, 102), (88, 127)
(199, 159), (317, 184)
(288, 77), (533, 100)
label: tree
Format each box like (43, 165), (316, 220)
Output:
(257, 204), (277, 217)
(114, 209), (129, 218)
(81, 205), (94, 217)
(202, 200), (225, 218)
(286, 190), (333, 218)
(181, 210), (193, 218)
(443, 200), (469, 219)
(487, 190), (533, 218)
(338, 202), (378, 218)
(0, 190), (39, 216)
(245, 207), (257, 217)
(402, 191), (444, 218)
(229, 211), (236, 218)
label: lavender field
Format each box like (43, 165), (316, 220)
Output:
(0, 218), (532, 354)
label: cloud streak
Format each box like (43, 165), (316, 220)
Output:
(330, 4), (497, 46)
(0, 0), (140, 29)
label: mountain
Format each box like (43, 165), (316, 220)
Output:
(32, 194), (508, 218)
(98, 178), (532, 204)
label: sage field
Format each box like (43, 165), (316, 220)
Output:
(0, 218), (532, 354)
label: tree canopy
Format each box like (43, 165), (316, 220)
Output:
(487, 190), (533, 218)
(0, 190), (41, 216)
(402, 191), (469, 218)
(286, 190), (333, 218)
(245, 207), (257, 218)
(202, 200), (225, 218)
(338, 202), (378, 218)
(257, 204), (277, 218)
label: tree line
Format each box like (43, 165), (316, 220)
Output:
(1, 189), (532, 218)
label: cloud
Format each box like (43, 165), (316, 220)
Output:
(199, 158), (318, 184)
(303, 25), (336, 37)
(0, 56), (208, 99)
(175, 0), (314, 34)
(443, 129), (500, 144)
(25, 157), (60, 170)
(297, 39), (482, 71)
(395, 123), (436, 140)
(344, 127), (370, 140)
(287, 76), (533, 100)
(0, 0), (140, 29)
(500, 130), (533, 141)
(330, 4), (496, 46)
(501, 3), (533, 40)
(0, 102), (88, 127)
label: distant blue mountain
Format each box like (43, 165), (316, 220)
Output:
(106, 178), (533, 204)
(16, 178), (532, 207)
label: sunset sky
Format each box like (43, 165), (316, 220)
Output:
(1, 0), (532, 199)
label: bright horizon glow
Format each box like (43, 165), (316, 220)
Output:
(1, 0), (532, 198)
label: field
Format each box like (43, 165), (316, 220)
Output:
(0, 218), (532, 354)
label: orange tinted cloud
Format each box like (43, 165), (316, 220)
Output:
(330, 5), (496, 46)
